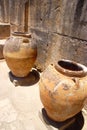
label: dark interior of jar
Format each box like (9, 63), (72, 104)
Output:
(58, 60), (83, 71)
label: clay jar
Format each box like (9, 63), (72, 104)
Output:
(3, 32), (37, 77)
(39, 59), (87, 122)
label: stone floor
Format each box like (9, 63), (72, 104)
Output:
(0, 59), (87, 130)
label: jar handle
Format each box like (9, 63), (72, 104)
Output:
(72, 78), (79, 89)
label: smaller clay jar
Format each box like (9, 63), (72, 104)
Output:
(39, 59), (87, 122)
(3, 32), (37, 77)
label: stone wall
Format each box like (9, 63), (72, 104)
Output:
(0, 0), (10, 39)
(0, 0), (9, 23)
(0, 0), (87, 70)
(30, 0), (87, 70)
(0, 0), (30, 33)
(9, 0), (30, 32)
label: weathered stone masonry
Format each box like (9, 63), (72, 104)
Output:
(0, 0), (87, 70)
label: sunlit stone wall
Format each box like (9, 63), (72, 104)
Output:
(0, 0), (9, 23)
(0, 0), (30, 32)
(0, 0), (87, 70)
(30, 0), (87, 70)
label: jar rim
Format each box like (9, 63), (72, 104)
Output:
(12, 32), (31, 38)
(55, 59), (87, 77)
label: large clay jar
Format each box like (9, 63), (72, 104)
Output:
(39, 59), (87, 122)
(3, 32), (37, 77)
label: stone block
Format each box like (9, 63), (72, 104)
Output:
(0, 23), (10, 39)
(30, 0), (87, 41)
(31, 28), (87, 71)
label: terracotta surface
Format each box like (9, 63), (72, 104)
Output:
(3, 32), (37, 77)
(39, 60), (87, 121)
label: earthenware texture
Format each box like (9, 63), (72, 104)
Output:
(3, 32), (37, 77)
(39, 59), (87, 121)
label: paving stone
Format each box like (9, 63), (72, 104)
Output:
(0, 98), (17, 123)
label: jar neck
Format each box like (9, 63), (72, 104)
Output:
(55, 59), (87, 77)
(12, 32), (31, 38)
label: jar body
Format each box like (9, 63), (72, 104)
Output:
(3, 32), (37, 77)
(39, 59), (87, 121)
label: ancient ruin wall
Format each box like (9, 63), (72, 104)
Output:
(0, 0), (9, 23)
(0, 0), (30, 32)
(30, 0), (87, 70)
(0, 0), (87, 70)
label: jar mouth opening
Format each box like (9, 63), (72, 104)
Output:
(55, 59), (87, 77)
(58, 60), (82, 71)
(12, 32), (31, 38)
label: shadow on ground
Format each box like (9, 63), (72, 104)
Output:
(39, 108), (84, 130)
(8, 69), (40, 86)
